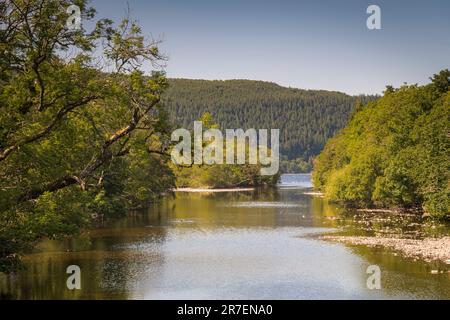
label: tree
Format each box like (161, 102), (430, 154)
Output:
(0, 0), (174, 271)
(170, 113), (279, 188)
(313, 71), (450, 218)
(430, 69), (450, 94)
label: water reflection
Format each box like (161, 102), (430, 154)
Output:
(0, 174), (449, 299)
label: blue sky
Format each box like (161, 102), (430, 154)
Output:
(91, 0), (450, 95)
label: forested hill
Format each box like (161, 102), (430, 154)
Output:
(163, 79), (377, 160)
(313, 70), (450, 217)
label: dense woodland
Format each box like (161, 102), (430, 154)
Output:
(171, 113), (280, 188)
(0, 0), (176, 271)
(163, 79), (377, 161)
(313, 70), (450, 218)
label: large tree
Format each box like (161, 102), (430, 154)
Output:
(0, 0), (174, 271)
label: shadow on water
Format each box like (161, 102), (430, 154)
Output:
(0, 174), (449, 299)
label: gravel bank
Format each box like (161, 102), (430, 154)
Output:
(321, 235), (450, 262)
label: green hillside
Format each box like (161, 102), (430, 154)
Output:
(313, 70), (450, 217)
(163, 79), (376, 160)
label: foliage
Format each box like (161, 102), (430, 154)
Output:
(280, 156), (312, 173)
(0, 0), (175, 271)
(313, 70), (450, 218)
(171, 113), (280, 188)
(163, 79), (377, 161)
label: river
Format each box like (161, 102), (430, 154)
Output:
(0, 174), (449, 299)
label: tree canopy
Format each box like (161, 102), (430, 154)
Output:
(171, 113), (279, 188)
(163, 78), (377, 161)
(0, 0), (175, 271)
(313, 70), (450, 218)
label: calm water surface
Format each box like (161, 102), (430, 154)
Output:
(1, 174), (449, 299)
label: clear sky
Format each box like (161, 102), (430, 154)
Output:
(91, 0), (450, 95)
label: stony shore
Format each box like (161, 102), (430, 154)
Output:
(321, 235), (450, 263)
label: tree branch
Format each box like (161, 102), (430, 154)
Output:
(15, 97), (160, 204)
(0, 96), (99, 162)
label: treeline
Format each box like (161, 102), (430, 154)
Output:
(313, 70), (450, 218)
(173, 162), (278, 189)
(163, 79), (377, 160)
(171, 113), (279, 188)
(0, 0), (175, 271)
(280, 156), (312, 173)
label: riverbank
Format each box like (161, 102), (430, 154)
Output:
(321, 235), (450, 263)
(302, 191), (324, 197)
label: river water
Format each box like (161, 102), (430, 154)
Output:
(1, 174), (449, 299)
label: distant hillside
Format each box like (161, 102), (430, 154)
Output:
(163, 79), (377, 160)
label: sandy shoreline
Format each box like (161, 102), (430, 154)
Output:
(302, 191), (324, 197)
(321, 235), (450, 263)
(173, 187), (255, 193)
